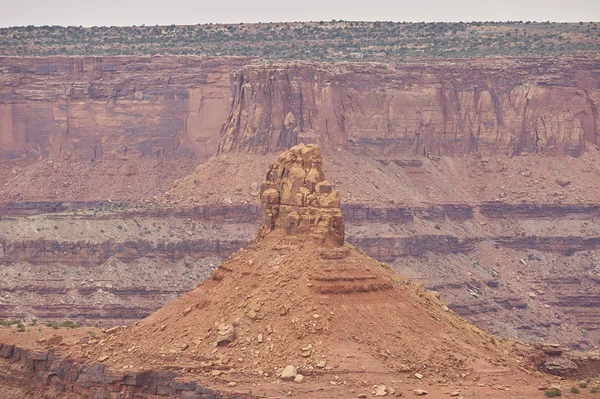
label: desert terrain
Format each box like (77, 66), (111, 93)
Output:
(1, 27), (600, 397)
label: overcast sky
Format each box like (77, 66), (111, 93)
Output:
(2, 0), (599, 27)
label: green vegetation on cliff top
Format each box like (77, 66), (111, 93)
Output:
(1, 21), (599, 60)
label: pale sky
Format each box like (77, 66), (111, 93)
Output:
(1, 0), (599, 27)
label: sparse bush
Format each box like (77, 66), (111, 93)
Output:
(570, 387), (580, 394)
(591, 387), (598, 393)
(579, 382), (588, 388)
(59, 320), (80, 329)
(545, 388), (562, 397)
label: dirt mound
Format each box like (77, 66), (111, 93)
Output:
(80, 144), (539, 397)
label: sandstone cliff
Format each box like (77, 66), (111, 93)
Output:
(3, 56), (599, 166)
(218, 58), (600, 157)
(0, 56), (250, 161)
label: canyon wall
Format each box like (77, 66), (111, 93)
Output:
(218, 58), (600, 157)
(3, 55), (600, 352)
(2, 56), (599, 166)
(0, 56), (250, 162)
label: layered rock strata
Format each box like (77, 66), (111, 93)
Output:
(0, 343), (252, 399)
(0, 56), (250, 161)
(218, 58), (600, 157)
(2, 56), (599, 165)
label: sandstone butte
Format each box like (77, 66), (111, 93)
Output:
(45, 143), (572, 399)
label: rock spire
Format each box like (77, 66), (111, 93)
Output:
(259, 143), (344, 246)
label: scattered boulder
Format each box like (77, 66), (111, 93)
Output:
(556, 177), (571, 187)
(216, 324), (236, 346)
(375, 385), (388, 396)
(104, 326), (122, 335)
(280, 365), (297, 381)
(46, 334), (63, 345)
(294, 374), (304, 383)
(413, 389), (428, 395)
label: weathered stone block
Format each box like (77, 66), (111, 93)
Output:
(171, 378), (197, 391)
(78, 364), (106, 387)
(0, 344), (15, 358)
(156, 385), (176, 395)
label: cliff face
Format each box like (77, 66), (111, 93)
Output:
(0, 56), (250, 161)
(218, 58), (600, 157)
(3, 56), (598, 166)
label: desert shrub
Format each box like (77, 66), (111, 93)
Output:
(545, 388), (562, 397)
(570, 387), (580, 394)
(580, 382), (588, 388)
(59, 320), (79, 329)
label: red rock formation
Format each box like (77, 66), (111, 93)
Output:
(3, 56), (598, 164)
(218, 58), (600, 157)
(0, 343), (250, 399)
(0, 56), (250, 161)
(260, 143), (344, 246)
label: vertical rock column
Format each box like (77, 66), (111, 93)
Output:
(260, 143), (344, 246)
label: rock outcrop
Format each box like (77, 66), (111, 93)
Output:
(260, 144), (344, 246)
(0, 343), (251, 399)
(3, 56), (598, 164)
(218, 59), (600, 157)
(0, 56), (250, 161)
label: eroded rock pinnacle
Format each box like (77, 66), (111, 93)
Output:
(260, 143), (344, 246)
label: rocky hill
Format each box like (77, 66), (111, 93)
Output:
(71, 144), (542, 398)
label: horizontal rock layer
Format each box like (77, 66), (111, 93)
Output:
(0, 238), (246, 266)
(0, 343), (252, 398)
(6, 201), (600, 220)
(2, 201), (600, 344)
(2, 56), (599, 164)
